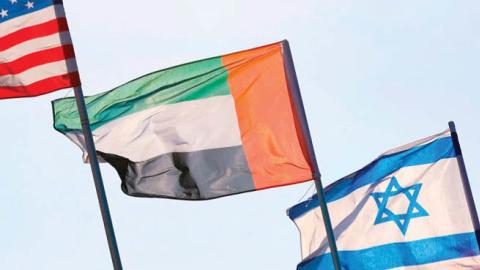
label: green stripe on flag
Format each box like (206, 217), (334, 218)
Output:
(53, 57), (230, 133)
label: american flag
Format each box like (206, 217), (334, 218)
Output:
(0, 0), (79, 99)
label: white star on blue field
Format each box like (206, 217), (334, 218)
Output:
(371, 177), (429, 235)
(0, 0), (36, 21)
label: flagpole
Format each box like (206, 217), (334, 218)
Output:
(59, 3), (123, 268)
(282, 40), (342, 270)
(448, 121), (480, 242)
(73, 86), (123, 270)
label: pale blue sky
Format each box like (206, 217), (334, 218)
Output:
(1, 0), (479, 269)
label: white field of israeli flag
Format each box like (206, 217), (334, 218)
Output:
(288, 130), (480, 270)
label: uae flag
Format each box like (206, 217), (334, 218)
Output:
(53, 41), (315, 200)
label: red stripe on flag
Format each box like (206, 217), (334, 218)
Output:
(0, 45), (75, 76)
(0, 72), (80, 99)
(0, 18), (69, 52)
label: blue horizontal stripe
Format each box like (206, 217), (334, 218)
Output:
(0, 0), (61, 24)
(298, 232), (480, 270)
(288, 136), (456, 220)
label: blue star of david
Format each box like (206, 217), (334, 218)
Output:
(371, 176), (429, 235)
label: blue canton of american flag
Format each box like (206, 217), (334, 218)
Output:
(0, 0), (79, 99)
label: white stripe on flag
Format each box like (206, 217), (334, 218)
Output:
(0, 58), (77, 86)
(0, 32), (72, 63)
(64, 95), (244, 163)
(0, 5), (65, 39)
(295, 158), (475, 259)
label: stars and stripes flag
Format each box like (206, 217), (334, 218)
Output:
(0, 0), (79, 99)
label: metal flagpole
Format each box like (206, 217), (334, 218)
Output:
(282, 40), (342, 270)
(58, 2), (123, 268)
(73, 86), (123, 270)
(448, 121), (480, 244)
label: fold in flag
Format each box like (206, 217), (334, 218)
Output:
(0, 0), (79, 99)
(53, 41), (314, 200)
(288, 130), (480, 269)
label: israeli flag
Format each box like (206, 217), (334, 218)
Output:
(288, 130), (480, 269)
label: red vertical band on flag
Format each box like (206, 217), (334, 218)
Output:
(222, 43), (313, 189)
